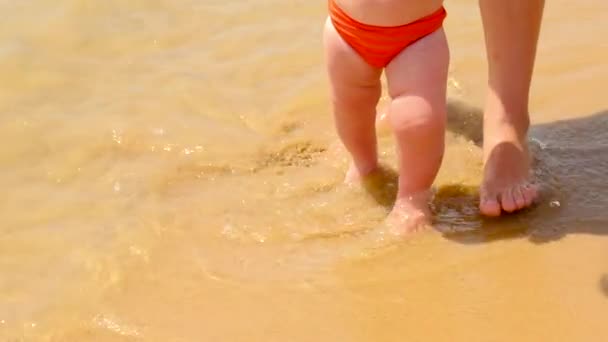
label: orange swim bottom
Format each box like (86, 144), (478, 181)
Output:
(328, 0), (447, 68)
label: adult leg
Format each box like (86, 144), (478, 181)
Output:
(478, 0), (545, 216)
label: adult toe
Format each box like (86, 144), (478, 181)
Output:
(480, 189), (502, 217)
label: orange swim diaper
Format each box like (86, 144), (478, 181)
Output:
(328, 0), (447, 68)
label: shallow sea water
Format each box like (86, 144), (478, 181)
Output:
(1, 0), (607, 341)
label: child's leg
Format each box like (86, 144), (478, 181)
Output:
(384, 28), (449, 231)
(323, 18), (383, 181)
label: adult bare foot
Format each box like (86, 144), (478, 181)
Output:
(480, 113), (539, 216)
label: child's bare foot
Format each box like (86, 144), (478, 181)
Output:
(386, 192), (431, 234)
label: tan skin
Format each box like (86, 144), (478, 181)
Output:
(478, 0), (544, 216)
(325, 0), (448, 232)
(327, 0), (544, 223)
(335, 0), (444, 27)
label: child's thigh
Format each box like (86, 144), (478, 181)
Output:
(385, 28), (449, 101)
(323, 18), (381, 89)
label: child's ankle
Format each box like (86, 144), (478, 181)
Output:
(345, 161), (378, 182)
(395, 188), (431, 204)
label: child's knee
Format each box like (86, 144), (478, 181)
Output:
(389, 96), (446, 134)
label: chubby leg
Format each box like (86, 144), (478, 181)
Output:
(323, 18), (383, 182)
(385, 28), (449, 233)
(478, 0), (545, 216)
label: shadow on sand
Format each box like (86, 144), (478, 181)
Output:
(362, 98), (608, 245)
(601, 274), (608, 298)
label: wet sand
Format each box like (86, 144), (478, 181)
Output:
(1, 0), (607, 341)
